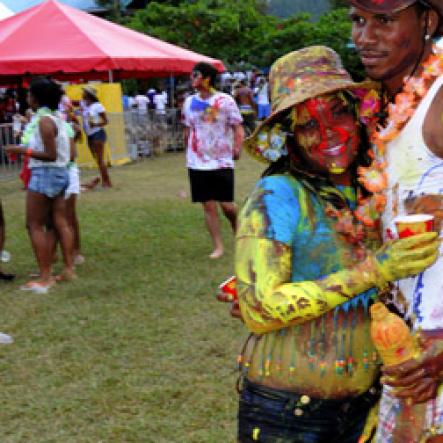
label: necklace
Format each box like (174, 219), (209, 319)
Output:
(324, 47), (443, 251)
(21, 107), (54, 146)
(356, 45), (443, 228)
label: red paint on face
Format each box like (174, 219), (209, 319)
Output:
(305, 98), (351, 150)
(294, 94), (360, 175)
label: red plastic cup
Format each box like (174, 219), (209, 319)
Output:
(394, 214), (435, 239)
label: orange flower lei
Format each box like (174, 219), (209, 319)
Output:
(356, 45), (443, 228)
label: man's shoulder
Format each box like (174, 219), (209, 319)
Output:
(183, 94), (196, 107)
(214, 91), (237, 105)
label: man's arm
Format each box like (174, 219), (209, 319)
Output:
(423, 84), (443, 158)
(183, 126), (189, 150)
(232, 123), (244, 160)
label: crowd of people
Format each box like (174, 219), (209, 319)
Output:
(2, 0), (443, 441)
(123, 87), (169, 116)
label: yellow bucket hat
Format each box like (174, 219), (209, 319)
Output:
(244, 46), (378, 163)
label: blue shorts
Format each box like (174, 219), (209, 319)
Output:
(87, 129), (107, 144)
(28, 167), (69, 198)
(257, 104), (271, 120)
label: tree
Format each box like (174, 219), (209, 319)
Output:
(127, 0), (273, 65)
(125, 1), (365, 79)
(329, 0), (349, 8)
(268, 0), (330, 19)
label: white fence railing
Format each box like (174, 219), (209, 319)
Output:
(124, 108), (184, 160)
(0, 123), (22, 181)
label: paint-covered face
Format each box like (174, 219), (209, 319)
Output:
(350, 5), (426, 83)
(292, 93), (360, 175)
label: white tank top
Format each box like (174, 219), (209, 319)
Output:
(29, 114), (70, 169)
(382, 75), (443, 330)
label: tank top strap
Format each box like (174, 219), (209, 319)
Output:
(405, 74), (443, 133)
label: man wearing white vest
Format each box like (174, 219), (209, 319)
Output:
(350, 0), (443, 440)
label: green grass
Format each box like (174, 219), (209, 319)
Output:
(0, 153), (263, 443)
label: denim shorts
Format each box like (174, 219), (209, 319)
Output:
(238, 379), (380, 443)
(87, 129), (107, 144)
(28, 167), (69, 198)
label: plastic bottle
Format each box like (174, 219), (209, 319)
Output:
(370, 302), (427, 443)
(370, 302), (417, 365)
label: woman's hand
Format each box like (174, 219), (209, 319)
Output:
(230, 300), (244, 322)
(373, 232), (439, 286)
(382, 351), (443, 404)
(5, 145), (25, 155)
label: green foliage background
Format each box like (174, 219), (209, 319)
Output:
(123, 0), (365, 79)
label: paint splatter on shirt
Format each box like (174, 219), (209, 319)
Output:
(182, 92), (242, 170)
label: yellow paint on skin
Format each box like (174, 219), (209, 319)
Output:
(202, 78), (210, 89)
(292, 105), (311, 126)
(330, 163), (345, 174)
(297, 133), (320, 153)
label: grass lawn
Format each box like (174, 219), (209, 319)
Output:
(0, 153), (263, 443)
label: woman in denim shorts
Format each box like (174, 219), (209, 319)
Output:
(80, 86), (111, 188)
(7, 78), (74, 293)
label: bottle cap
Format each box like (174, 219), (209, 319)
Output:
(370, 302), (389, 320)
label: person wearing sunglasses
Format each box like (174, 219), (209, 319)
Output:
(182, 62), (244, 259)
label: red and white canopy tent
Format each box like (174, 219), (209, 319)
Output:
(0, 0), (224, 84)
(0, 2), (13, 21)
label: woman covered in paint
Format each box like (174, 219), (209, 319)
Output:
(235, 46), (439, 442)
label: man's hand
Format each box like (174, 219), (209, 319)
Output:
(233, 123), (244, 160)
(405, 194), (443, 231)
(382, 351), (443, 404)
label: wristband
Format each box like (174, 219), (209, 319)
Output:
(25, 148), (32, 157)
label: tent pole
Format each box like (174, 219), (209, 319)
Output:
(108, 70), (113, 83)
(169, 73), (174, 108)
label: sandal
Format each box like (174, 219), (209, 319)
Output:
(0, 332), (13, 344)
(20, 280), (54, 294)
(73, 255), (85, 266)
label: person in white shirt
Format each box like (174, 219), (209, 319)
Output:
(182, 62), (244, 259)
(134, 91), (149, 115)
(153, 90), (168, 115)
(80, 86), (111, 188)
(255, 76), (270, 120)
